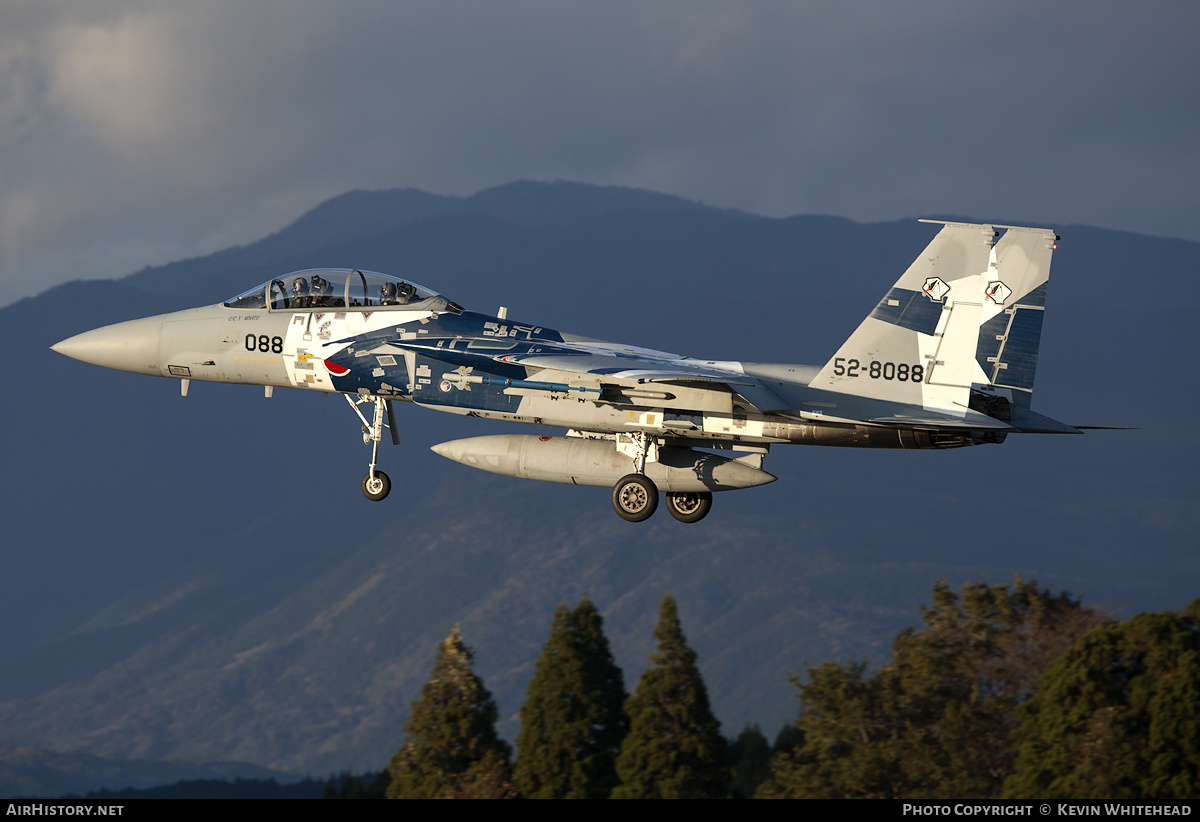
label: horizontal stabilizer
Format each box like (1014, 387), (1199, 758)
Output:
(1008, 405), (1082, 434)
(865, 413), (1012, 431)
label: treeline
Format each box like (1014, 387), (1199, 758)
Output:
(366, 580), (1200, 799)
(68, 777), (326, 799)
(381, 593), (733, 798)
(761, 582), (1200, 799)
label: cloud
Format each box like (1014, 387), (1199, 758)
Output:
(1, 1), (1198, 306)
(50, 14), (196, 146)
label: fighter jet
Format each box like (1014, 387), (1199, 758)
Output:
(52, 219), (1077, 523)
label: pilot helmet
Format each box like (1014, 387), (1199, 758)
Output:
(292, 277), (309, 295)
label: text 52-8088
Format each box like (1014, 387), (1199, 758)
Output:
(833, 358), (923, 382)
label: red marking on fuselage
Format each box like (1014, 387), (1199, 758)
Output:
(324, 360), (350, 376)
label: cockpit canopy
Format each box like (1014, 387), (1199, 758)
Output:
(223, 269), (461, 313)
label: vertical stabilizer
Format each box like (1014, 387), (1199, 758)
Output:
(973, 225), (1057, 406)
(812, 220), (1058, 416)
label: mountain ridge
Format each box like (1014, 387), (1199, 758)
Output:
(1, 180), (1191, 778)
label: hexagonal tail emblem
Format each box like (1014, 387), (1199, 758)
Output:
(922, 276), (950, 302)
(985, 280), (1012, 304)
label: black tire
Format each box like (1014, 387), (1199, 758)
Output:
(362, 470), (391, 501)
(611, 474), (659, 522)
(665, 491), (712, 523)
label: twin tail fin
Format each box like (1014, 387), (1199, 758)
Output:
(812, 220), (1059, 422)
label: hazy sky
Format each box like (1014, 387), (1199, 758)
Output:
(2, 1), (1196, 306)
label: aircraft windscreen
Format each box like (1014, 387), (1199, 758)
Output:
(223, 269), (455, 312)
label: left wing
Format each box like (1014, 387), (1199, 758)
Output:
(503, 344), (791, 412)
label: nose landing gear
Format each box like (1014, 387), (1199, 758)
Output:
(346, 394), (399, 501)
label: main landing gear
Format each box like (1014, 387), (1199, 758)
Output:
(664, 491), (712, 523)
(610, 432), (713, 524)
(612, 474), (658, 522)
(346, 394), (399, 501)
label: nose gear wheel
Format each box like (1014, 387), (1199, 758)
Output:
(362, 470), (391, 501)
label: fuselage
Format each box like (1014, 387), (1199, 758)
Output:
(53, 220), (1072, 522)
(53, 295), (984, 453)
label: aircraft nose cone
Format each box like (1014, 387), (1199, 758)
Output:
(430, 440), (463, 461)
(52, 316), (164, 376)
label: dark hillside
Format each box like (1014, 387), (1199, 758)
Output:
(0, 182), (1191, 778)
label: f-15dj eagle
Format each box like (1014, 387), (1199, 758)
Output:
(53, 219), (1078, 523)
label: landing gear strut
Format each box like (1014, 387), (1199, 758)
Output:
(346, 394), (399, 501)
(612, 431), (661, 522)
(610, 431), (719, 523)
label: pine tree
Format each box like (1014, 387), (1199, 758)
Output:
(515, 597), (629, 798)
(386, 625), (514, 799)
(729, 723), (773, 799)
(612, 592), (728, 798)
